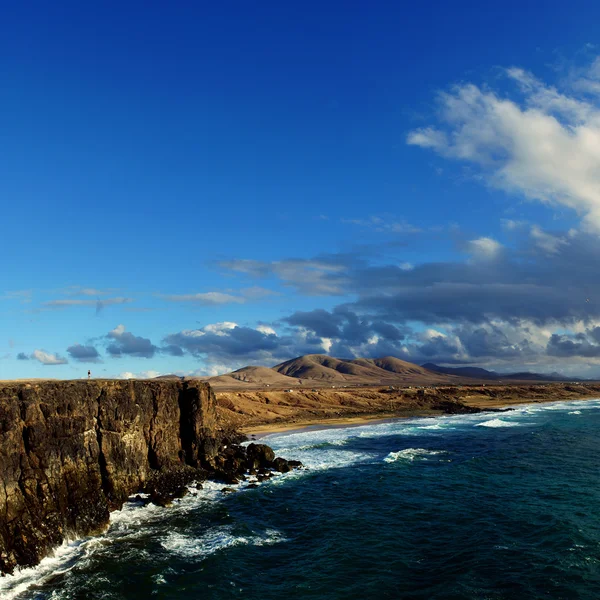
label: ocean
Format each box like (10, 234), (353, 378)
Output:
(3, 398), (600, 599)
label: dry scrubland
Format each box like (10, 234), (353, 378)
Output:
(214, 383), (600, 434)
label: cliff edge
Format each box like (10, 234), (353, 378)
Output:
(0, 379), (222, 574)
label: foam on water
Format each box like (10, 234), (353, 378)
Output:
(476, 418), (521, 428)
(161, 526), (287, 560)
(0, 479), (272, 599)
(5, 396), (600, 599)
(0, 540), (91, 600)
(384, 448), (448, 463)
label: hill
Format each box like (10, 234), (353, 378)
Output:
(212, 366), (301, 387)
(274, 354), (385, 382)
(206, 354), (460, 390)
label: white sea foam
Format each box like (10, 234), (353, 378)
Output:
(383, 448), (447, 463)
(0, 479), (264, 599)
(569, 410), (582, 415)
(0, 538), (92, 600)
(476, 419), (520, 428)
(161, 526), (286, 560)
(418, 423), (444, 430)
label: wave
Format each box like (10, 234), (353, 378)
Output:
(384, 448), (448, 463)
(0, 477), (281, 599)
(476, 419), (520, 428)
(0, 539), (92, 600)
(161, 526), (287, 560)
(568, 410), (582, 415)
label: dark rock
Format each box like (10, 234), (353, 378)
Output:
(433, 400), (482, 415)
(272, 457), (292, 473)
(246, 483), (259, 489)
(0, 380), (303, 575)
(221, 487), (236, 494)
(212, 470), (240, 485)
(0, 380), (219, 574)
(245, 443), (275, 468)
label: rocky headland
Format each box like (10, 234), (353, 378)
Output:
(0, 379), (299, 574)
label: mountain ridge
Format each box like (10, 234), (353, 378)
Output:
(205, 354), (460, 389)
(421, 363), (581, 382)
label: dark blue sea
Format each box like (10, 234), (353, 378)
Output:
(4, 399), (600, 599)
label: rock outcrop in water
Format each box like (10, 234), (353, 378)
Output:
(0, 379), (298, 574)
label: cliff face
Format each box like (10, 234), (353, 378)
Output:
(0, 379), (220, 574)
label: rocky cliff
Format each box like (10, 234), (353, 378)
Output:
(0, 379), (223, 574)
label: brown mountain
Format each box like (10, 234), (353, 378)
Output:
(206, 354), (460, 389)
(209, 366), (301, 388)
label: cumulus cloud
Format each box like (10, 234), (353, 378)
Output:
(547, 326), (600, 358)
(407, 59), (600, 230)
(163, 321), (325, 371)
(467, 237), (502, 260)
(31, 350), (68, 365)
(66, 343), (101, 363)
(106, 324), (158, 358)
(118, 370), (162, 379)
(210, 219), (600, 374)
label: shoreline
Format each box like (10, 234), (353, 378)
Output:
(243, 393), (600, 440)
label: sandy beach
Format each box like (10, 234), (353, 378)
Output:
(234, 383), (600, 438)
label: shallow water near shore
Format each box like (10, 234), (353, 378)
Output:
(4, 398), (600, 599)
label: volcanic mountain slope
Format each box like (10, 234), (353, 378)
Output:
(207, 366), (302, 388)
(206, 354), (460, 389)
(274, 355), (385, 382)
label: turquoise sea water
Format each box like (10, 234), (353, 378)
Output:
(3, 398), (600, 599)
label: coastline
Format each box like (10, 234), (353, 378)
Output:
(243, 392), (600, 439)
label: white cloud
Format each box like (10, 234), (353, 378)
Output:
(530, 225), (568, 254)
(421, 328), (447, 340)
(117, 370), (161, 379)
(408, 59), (600, 231)
(256, 325), (276, 335)
(468, 237), (502, 259)
(140, 370), (161, 378)
(202, 322), (238, 336)
(159, 287), (275, 305)
(32, 349), (68, 365)
(110, 324), (126, 336)
(321, 337), (333, 352)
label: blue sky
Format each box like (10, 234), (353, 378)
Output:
(4, 1), (600, 379)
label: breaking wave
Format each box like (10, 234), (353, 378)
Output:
(384, 448), (448, 462)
